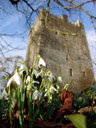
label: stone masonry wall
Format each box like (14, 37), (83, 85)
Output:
(26, 8), (94, 93)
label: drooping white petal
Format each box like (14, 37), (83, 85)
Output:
(44, 89), (48, 97)
(32, 80), (39, 84)
(33, 69), (42, 78)
(50, 86), (56, 94)
(2, 90), (8, 99)
(13, 72), (22, 88)
(26, 76), (31, 84)
(33, 69), (39, 77)
(7, 75), (14, 87)
(56, 85), (60, 90)
(19, 63), (28, 75)
(58, 76), (62, 84)
(36, 70), (43, 78)
(64, 83), (69, 91)
(32, 90), (42, 100)
(48, 74), (56, 83)
(7, 72), (22, 88)
(38, 58), (46, 68)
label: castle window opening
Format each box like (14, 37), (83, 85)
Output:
(83, 71), (86, 77)
(55, 32), (57, 35)
(70, 68), (73, 76)
(66, 55), (69, 60)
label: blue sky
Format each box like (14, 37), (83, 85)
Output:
(0, 0), (96, 77)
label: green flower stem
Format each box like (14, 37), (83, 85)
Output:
(8, 85), (12, 128)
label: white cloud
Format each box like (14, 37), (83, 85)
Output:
(86, 30), (96, 79)
(87, 30), (96, 43)
(86, 30), (96, 59)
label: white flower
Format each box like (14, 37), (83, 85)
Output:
(33, 69), (43, 78)
(19, 63), (28, 75)
(33, 69), (39, 77)
(32, 90), (42, 100)
(58, 76), (62, 84)
(48, 74), (56, 83)
(2, 89), (8, 99)
(0, 89), (8, 100)
(26, 76), (31, 84)
(38, 58), (46, 68)
(32, 80), (39, 84)
(44, 86), (57, 97)
(64, 83), (69, 91)
(50, 86), (56, 94)
(7, 72), (22, 88)
(26, 75), (39, 84)
(44, 89), (48, 97)
(56, 85), (60, 90)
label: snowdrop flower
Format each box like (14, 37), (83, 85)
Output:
(26, 75), (39, 84)
(7, 72), (22, 88)
(44, 86), (57, 97)
(50, 86), (57, 94)
(38, 58), (46, 68)
(34, 69), (42, 78)
(32, 90), (42, 100)
(2, 89), (8, 100)
(0, 89), (8, 100)
(48, 74), (56, 83)
(19, 63), (28, 76)
(58, 76), (62, 84)
(64, 83), (69, 91)
(26, 76), (31, 84)
(32, 80), (39, 84)
(56, 85), (60, 90)
(44, 89), (48, 97)
(33, 69), (43, 78)
(33, 69), (39, 77)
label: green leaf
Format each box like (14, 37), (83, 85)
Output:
(66, 114), (94, 128)
(90, 85), (96, 90)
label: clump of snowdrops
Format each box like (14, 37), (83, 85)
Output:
(0, 55), (63, 128)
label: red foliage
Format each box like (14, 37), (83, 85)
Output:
(54, 89), (74, 122)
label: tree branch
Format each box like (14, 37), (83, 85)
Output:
(9, 0), (20, 5)
(54, 0), (93, 9)
(22, 0), (35, 12)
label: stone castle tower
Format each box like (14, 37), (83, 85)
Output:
(26, 8), (94, 93)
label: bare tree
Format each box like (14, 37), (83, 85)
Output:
(7, 0), (96, 30)
(0, 0), (96, 63)
(0, 0), (96, 86)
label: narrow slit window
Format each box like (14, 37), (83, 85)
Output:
(70, 68), (72, 76)
(55, 32), (57, 35)
(66, 55), (68, 60)
(83, 72), (86, 77)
